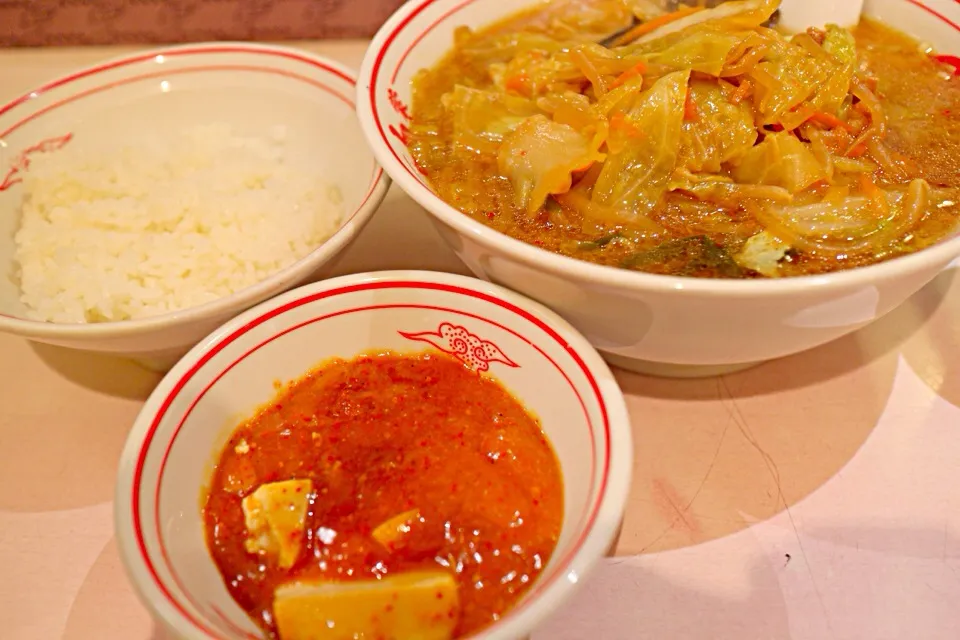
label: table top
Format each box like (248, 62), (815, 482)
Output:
(2, 41), (959, 640)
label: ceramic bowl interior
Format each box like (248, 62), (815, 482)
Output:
(0, 43), (388, 350)
(354, 0), (960, 374)
(115, 271), (632, 640)
(358, 0), (960, 285)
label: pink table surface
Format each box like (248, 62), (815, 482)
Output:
(1, 41), (959, 640)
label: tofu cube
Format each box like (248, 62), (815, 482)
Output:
(241, 478), (312, 569)
(273, 570), (459, 640)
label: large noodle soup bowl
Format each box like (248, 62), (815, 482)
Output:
(357, 0), (960, 377)
(115, 271), (632, 640)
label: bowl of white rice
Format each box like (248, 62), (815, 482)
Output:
(0, 43), (390, 370)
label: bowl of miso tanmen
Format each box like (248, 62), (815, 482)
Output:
(357, 0), (960, 377)
(114, 270), (632, 640)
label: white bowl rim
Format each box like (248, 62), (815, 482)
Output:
(356, 0), (960, 299)
(0, 41), (391, 337)
(114, 269), (633, 640)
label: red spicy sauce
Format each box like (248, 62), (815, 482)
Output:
(203, 351), (564, 638)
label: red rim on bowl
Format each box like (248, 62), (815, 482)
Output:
(0, 43), (390, 334)
(115, 271), (633, 640)
(357, 0), (960, 296)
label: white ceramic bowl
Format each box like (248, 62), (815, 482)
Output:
(356, 0), (960, 377)
(0, 43), (390, 370)
(115, 270), (632, 640)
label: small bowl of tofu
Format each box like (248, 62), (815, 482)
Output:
(114, 270), (633, 640)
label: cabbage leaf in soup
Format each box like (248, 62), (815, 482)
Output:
(592, 70), (689, 219)
(407, 0), (960, 278)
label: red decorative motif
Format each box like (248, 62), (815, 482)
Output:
(386, 87), (413, 146)
(388, 122), (410, 146)
(387, 87), (411, 121)
(933, 53), (960, 75)
(400, 322), (520, 372)
(403, 156), (429, 180)
(0, 133), (73, 191)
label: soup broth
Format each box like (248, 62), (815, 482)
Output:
(203, 351), (563, 639)
(407, 0), (960, 278)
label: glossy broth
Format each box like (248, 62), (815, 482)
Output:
(407, 2), (960, 278)
(203, 351), (563, 639)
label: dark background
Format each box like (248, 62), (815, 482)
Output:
(0, 0), (407, 47)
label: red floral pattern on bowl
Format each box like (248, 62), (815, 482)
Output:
(0, 133), (73, 191)
(400, 321), (520, 372)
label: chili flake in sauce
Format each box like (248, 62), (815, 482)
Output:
(203, 351), (563, 639)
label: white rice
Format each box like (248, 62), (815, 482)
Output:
(13, 123), (344, 323)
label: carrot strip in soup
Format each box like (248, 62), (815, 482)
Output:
(730, 78), (754, 104)
(609, 6), (704, 47)
(608, 62), (647, 90)
(808, 111), (855, 132)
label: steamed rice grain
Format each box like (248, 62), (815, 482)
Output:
(13, 123), (344, 323)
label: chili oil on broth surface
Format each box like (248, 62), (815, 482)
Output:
(406, 0), (960, 279)
(202, 350), (563, 640)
